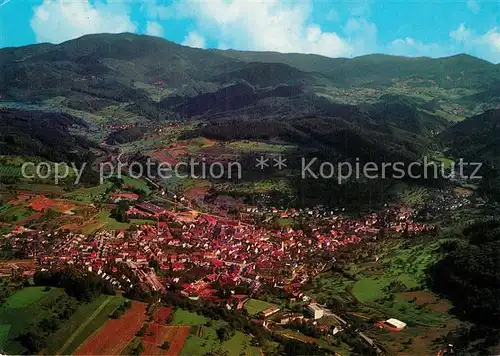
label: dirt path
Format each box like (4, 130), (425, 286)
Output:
(56, 296), (113, 355)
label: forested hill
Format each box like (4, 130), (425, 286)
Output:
(1, 32), (500, 120)
(440, 109), (500, 166)
(1, 32), (500, 184)
(212, 50), (500, 89)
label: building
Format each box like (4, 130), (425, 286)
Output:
(259, 306), (281, 318)
(110, 192), (140, 203)
(306, 303), (324, 319)
(384, 318), (407, 331)
(135, 203), (166, 216)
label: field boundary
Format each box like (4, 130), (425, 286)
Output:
(56, 296), (113, 355)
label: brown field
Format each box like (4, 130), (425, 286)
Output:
(75, 301), (147, 356)
(142, 325), (190, 355)
(150, 150), (178, 165)
(17, 212), (43, 224)
(453, 187), (474, 197)
(398, 291), (452, 313)
(374, 318), (461, 356)
(198, 145), (234, 156)
(184, 185), (210, 201)
(9, 195), (76, 213)
(59, 218), (103, 232)
(153, 306), (174, 323)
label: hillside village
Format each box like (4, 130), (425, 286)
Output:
(0, 178), (474, 354)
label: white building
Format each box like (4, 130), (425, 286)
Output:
(385, 318), (407, 330)
(306, 303), (324, 319)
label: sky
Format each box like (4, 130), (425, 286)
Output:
(1, 0), (499, 63)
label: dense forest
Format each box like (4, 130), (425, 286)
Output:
(0, 108), (96, 164)
(430, 219), (500, 354)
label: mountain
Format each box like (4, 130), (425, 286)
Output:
(440, 109), (500, 199)
(1, 32), (499, 171)
(1, 33), (499, 118)
(213, 50), (500, 89)
(0, 108), (95, 163)
(440, 109), (500, 165)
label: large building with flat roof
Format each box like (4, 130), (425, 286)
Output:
(135, 202), (166, 216)
(306, 303), (324, 319)
(384, 318), (407, 330)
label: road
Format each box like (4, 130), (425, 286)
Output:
(318, 305), (383, 354)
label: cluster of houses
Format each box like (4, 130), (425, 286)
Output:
(2, 197), (441, 301)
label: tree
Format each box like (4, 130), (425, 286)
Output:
(17, 330), (46, 353)
(38, 317), (59, 333)
(430, 221), (500, 328)
(216, 326), (233, 342)
(160, 341), (170, 350)
(136, 324), (149, 337)
(111, 200), (130, 223)
(133, 341), (144, 356)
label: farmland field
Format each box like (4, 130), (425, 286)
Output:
(244, 299), (276, 315)
(309, 238), (453, 329)
(152, 306), (174, 323)
(1, 286), (52, 308)
(63, 182), (113, 202)
(15, 182), (67, 195)
(44, 294), (126, 355)
(75, 301), (147, 355)
(121, 175), (152, 194)
(170, 309), (207, 326)
(0, 165), (21, 178)
(227, 141), (296, 153)
(180, 323), (261, 356)
(142, 325), (190, 355)
(0, 204), (35, 223)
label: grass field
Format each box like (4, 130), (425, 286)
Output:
(244, 299), (276, 315)
(434, 156), (455, 169)
(352, 277), (391, 302)
(74, 210), (131, 235)
(64, 182), (113, 203)
(227, 141), (296, 153)
(164, 309), (261, 356)
(15, 182), (66, 195)
(170, 309), (208, 326)
(278, 218), (294, 227)
(47, 295), (126, 355)
(121, 175), (152, 195)
(348, 240), (451, 326)
(180, 322), (260, 356)
(308, 238), (453, 329)
(0, 204), (35, 223)
(130, 218), (156, 225)
(220, 331), (261, 356)
(97, 211), (131, 230)
(2, 286), (52, 308)
(0, 287), (66, 354)
(0, 165), (21, 178)
(389, 184), (429, 206)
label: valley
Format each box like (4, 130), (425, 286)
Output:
(0, 32), (499, 356)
